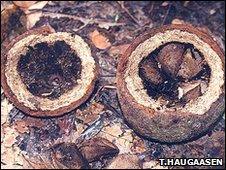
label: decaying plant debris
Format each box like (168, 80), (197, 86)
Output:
(1, 1), (225, 169)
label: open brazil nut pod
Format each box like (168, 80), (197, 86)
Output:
(117, 24), (225, 143)
(1, 27), (98, 117)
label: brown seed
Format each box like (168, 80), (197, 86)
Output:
(177, 48), (203, 79)
(157, 42), (185, 78)
(181, 84), (202, 103)
(139, 58), (164, 85)
(79, 137), (119, 162)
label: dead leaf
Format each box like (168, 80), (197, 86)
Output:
(28, 1), (48, 10)
(106, 154), (142, 169)
(130, 137), (146, 154)
(1, 147), (24, 169)
(161, 2), (169, 6)
(89, 30), (111, 49)
(2, 126), (19, 148)
(109, 44), (130, 58)
(51, 143), (89, 169)
(98, 123), (134, 154)
(1, 122), (23, 169)
(13, 1), (37, 9)
(1, 4), (27, 43)
(142, 160), (168, 169)
(3, 134), (17, 148)
(171, 18), (186, 25)
(15, 1), (49, 29)
(1, 99), (13, 125)
(14, 120), (29, 134)
(26, 117), (46, 128)
(57, 118), (74, 135)
(76, 102), (105, 124)
(79, 137), (119, 162)
(22, 154), (55, 169)
(26, 11), (42, 29)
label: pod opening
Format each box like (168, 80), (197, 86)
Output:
(17, 40), (82, 100)
(138, 41), (211, 108)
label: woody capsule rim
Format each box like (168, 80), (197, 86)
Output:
(1, 26), (98, 117)
(116, 24), (225, 143)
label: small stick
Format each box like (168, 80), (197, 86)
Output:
(162, 4), (171, 25)
(117, 1), (140, 26)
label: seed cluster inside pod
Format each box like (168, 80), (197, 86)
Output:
(139, 41), (211, 109)
(1, 28), (97, 117)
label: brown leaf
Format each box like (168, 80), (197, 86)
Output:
(22, 154), (54, 169)
(14, 120), (29, 134)
(25, 1), (49, 29)
(106, 154), (142, 169)
(57, 118), (73, 135)
(79, 137), (119, 162)
(1, 146), (24, 169)
(13, 1), (37, 9)
(51, 142), (89, 169)
(26, 11), (42, 29)
(142, 160), (168, 169)
(23, 117), (46, 128)
(1, 4), (27, 43)
(2, 126), (19, 148)
(13, 1), (48, 29)
(109, 44), (130, 58)
(89, 30), (111, 49)
(76, 102), (105, 124)
(99, 123), (134, 154)
(171, 19), (186, 25)
(1, 99), (13, 125)
(130, 137), (146, 154)
(28, 1), (48, 10)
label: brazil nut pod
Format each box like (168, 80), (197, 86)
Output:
(1, 26), (98, 117)
(117, 24), (225, 143)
